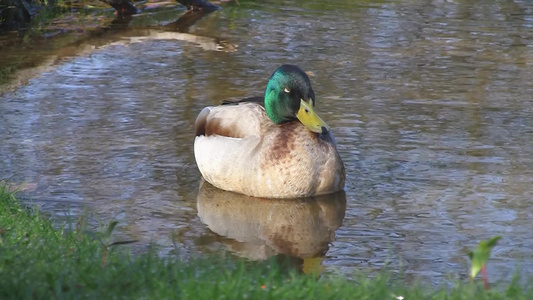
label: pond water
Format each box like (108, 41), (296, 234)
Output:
(1, 0), (533, 284)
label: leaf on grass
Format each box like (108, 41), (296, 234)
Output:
(108, 240), (138, 247)
(469, 236), (501, 279)
(485, 236), (501, 248)
(106, 220), (119, 236)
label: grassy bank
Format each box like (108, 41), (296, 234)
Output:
(0, 185), (530, 299)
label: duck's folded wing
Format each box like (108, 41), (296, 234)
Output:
(195, 102), (266, 138)
(220, 96), (264, 107)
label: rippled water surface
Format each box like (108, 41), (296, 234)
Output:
(1, 0), (533, 283)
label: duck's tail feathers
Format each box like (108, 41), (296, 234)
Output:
(195, 106), (212, 136)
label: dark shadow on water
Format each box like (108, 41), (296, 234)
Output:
(196, 180), (347, 274)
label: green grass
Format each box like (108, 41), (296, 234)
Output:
(0, 184), (531, 299)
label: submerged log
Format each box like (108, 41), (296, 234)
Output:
(97, 0), (219, 19)
(0, 0), (220, 31)
(176, 0), (219, 12)
(99, 0), (139, 17)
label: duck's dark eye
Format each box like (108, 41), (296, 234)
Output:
(283, 88), (290, 93)
(304, 108), (310, 113)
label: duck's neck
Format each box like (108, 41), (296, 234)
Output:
(264, 78), (297, 125)
(265, 90), (286, 124)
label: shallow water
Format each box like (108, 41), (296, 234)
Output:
(1, 0), (533, 284)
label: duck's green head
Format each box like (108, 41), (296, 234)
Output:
(264, 65), (330, 134)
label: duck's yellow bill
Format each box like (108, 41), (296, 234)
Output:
(296, 99), (330, 134)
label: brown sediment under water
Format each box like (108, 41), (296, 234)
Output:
(1, 0), (533, 284)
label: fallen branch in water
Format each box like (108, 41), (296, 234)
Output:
(176, 0), (220, 12)
(98, 0), (220, 18)
(99, 0), (139, 17)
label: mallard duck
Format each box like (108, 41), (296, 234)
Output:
(194, 65), (345, 198)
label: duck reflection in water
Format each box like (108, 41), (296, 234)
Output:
(196, 180), (346, 274)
